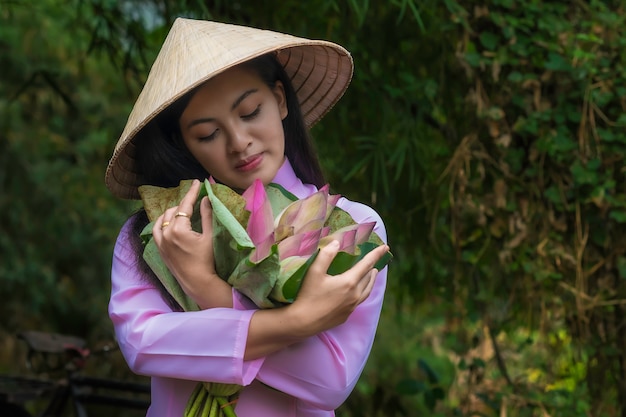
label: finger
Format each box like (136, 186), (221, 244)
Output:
(161, 206), (179, 229)
(177, 179), (202, 219)
(354, 265), (377, 295)
(162, 205), (179, 220)
(307, 240), (340, 276)
(200, 196), (213, 235)
(156, 205), (183, 240)
(347, 244), (389, 278)
(152, 213), (166, 244)
(357, 269), (378, 304)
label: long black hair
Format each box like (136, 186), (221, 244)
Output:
(127, 53), (326, 308)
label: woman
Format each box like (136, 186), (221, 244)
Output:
(105, 18), (390, 416)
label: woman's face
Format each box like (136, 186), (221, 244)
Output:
(178, 65), (288, 191)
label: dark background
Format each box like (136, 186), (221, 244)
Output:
(1, 1), (626, 415)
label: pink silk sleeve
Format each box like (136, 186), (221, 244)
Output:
(108, 220), (265, 385)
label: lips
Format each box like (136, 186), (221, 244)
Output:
(236, 153), (263, 172)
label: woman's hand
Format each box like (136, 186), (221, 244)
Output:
(152, 179), (233, 309)
(290, 240), (388, 335)
(244, 240), (389, 360)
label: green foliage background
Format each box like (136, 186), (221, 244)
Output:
(1, 0), (625, 416)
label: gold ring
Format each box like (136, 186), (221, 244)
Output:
(161, 221), (170, 229)
(174, 212), (190, 218)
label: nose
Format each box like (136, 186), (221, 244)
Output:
(227, 127), (252, 153)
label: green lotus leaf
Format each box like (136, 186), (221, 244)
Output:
(324, 206), (357, 233)
(227, 245), (281, 309)
(140, 222), (154, 245)
(337, 241), (393, 276)
(143, 238), (199, 312)
(266, 183), (298, 202)
(138, 180), (195, 222)
(204, 180), (254, 250)
(322, 241), (393, 277)
(139, 179), (392, 312)
(325, 206), (385, 246)
(279, 251), (319, 302)
(210, 182), (250, 229)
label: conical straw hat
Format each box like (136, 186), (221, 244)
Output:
(105, 18), (353, 199)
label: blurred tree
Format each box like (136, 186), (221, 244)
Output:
(2, 0), (626, 415)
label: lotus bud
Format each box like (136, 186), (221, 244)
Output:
(242, 179), (275, 263)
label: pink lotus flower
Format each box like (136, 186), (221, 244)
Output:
(238, 180), (380, 304)
(139, 178), (391, 308)
(242, 179), (275, 263)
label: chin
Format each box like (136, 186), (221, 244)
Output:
(230, 176), (268, 192)
(230, 164), (281, 190)
(254, 166), (280, 186)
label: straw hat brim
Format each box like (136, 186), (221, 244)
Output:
(105, 18), (354, 199)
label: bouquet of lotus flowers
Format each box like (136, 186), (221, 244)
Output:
(138, 179), (392, 417)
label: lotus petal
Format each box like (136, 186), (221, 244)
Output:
(325, 192), (342, 222)
(274, 224), (294, 242)
(296, 218), (326, 234)
(278, 228), (325, 260)
(140, 179), (392, 314)
(275, 187), (329, 235)
(249, 239), (276, 264)
(242, 179), (275, 262)
(242, 179), (275, 245)
(319, 222), (376, 255)
(318, 184), (342, 223)
(352, 221), (376, 245)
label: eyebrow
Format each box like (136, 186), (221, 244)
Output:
(185, 88), (259, 129)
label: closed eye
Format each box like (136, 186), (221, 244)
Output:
(199, 129), (219, 142)
(242, 105), (261, 120)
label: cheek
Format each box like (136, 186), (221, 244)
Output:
(276, 128), (287, 154)
(267, 118), (286, 148)
(185, 142), (220, 170)
(198, 153), (221, 172)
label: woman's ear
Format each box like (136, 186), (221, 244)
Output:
(272, 81), (289, 120)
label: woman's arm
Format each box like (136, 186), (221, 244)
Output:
(237, 266), (387, 410)
(248, 202), (389, 410)
(110, 204), (387, 390)
(109, 221), (264, 385)
(112, 183), (389, 411)
(243, 241), (383, 360)
(149, 179), (388, 362)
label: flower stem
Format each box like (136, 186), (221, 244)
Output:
(184, 383), (204, 416)
(201, 394), (213, 417)
(216, 396), (238, 417)
(186, 386), (207, 417)
(208, 395), (219, 417)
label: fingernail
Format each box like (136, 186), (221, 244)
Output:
(329, 240), (340, 249)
